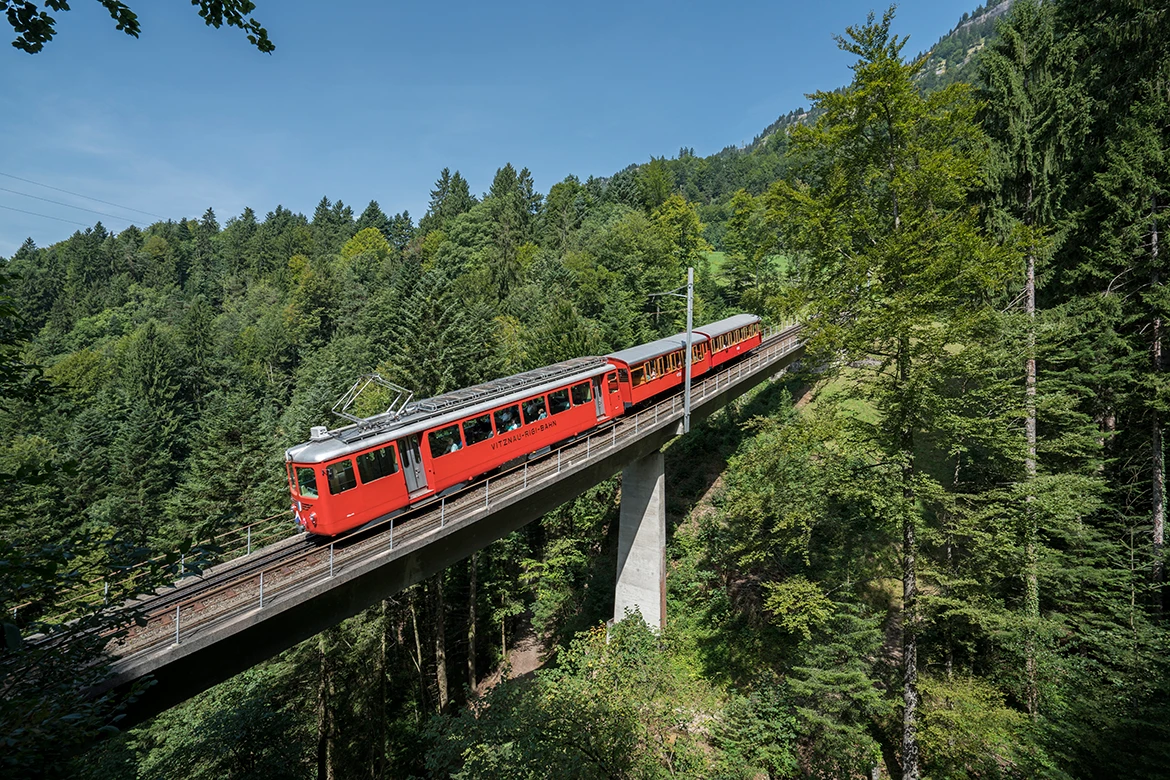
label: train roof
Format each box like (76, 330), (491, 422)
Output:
(694, 313), (760, 339)
(287, 356), (612, 464)
(606, 331), (708, 366)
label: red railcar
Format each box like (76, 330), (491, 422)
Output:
(286, 357), (622, 536)
(696, 313), (763, 369)
(605, 332), (711, 408)
(605, 314), (762, 409)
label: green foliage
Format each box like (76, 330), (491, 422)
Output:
(428, 618), (713, 779)
(4, 0), (275, 54)
(131, 666), (311, 779)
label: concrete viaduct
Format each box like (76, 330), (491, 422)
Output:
(97, 326), (805, 725)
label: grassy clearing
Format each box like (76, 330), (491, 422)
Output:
(798, 368), (879, 425)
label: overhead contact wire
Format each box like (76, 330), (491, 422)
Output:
(0, 171), (167, 220)
(0, 203), (90, 227)
(0, 186), (142, 224)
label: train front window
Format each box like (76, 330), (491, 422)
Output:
(429, 425), (462, 457)
(463, 414), (494, 445)
(326, 459), (357, 495)
(296, 466), (318, 499)
(571, 382), (593, 405)
(548, 389), (571, 415)
(523, 397), (547, 424)
(357, 445), (398, 484)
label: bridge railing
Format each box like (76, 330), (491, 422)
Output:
(110, 324), (805, 657)
(11, 511), (296, 625)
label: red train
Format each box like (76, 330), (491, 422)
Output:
(285, 314), (763, 536)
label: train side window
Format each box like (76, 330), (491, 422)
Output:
(494, 405), (522, 433)
(617, 369), (629, 384)
(631, 365), (646, 386)
(571, 382), (593, 405)
(296, 466), (319, 499)
(429, 425), (462, 457)
(463, 414), (494, 445)
(548, 388), (571, 415)
(357, 445), (398, 484)
(326, 459), (358, 495)
(692, 343), (704, 361)
(607, 373), (620, 394)
(523, 396), (548, 424)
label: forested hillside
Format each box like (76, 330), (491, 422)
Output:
(4, 1), (1170, 778)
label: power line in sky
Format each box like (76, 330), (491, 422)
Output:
(0, 186), (141, 225)
(0, 171), (168, 220)
(0, 203), (90, 227)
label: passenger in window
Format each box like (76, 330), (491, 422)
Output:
(448, 440), (461, 454)
(499, 408), (520, 431)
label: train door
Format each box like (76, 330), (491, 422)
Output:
(592, 376), (606, 420)
(399, 434), (428, 494)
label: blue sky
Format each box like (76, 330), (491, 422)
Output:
(1, 0), (976, 257)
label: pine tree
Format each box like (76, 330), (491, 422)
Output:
(354, 199), (393, 241)
(773, 9), (1013, 776)
(979, 0), (1082, 714)
(388, 210), (415, 251)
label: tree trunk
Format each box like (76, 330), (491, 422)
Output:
(432, 577), (449, 711)
(898, 338), (920, 780)
(409, 589), (428, 716)
(1024, 205), (1041, 714)
(468, 553), (478, 690)
(1152, 194), (1164, 611)
(375, 600), (389, 779)
(316, 631), (336, 780)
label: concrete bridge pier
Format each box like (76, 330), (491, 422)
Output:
(613, 449), (666, 630)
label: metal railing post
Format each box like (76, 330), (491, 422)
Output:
(329, 543), (334, 577)
(390, 518), (394, 550)
(441, 496), (445, 527)
(524, 461), (528, 489)
(612, 425), (616, 448)
(259, 571), (265, 608)
(247, 525), (252, 555)
(174, 604), (180, 644)
(485, 479), (490, 508)
(587, 436), (591, 458)
(557, 449), (561, 474)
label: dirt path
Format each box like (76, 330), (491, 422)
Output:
(474, 631), (546, 696)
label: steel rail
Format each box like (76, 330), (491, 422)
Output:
(105, 324), (804, 660)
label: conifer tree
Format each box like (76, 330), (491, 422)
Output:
(354, 200), (393, 241)
(388, 210), (414, 251)
(772, 9), (1012, 776)
(979, 0), (1082, 713)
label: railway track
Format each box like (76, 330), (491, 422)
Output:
(105, 325), (804, 663)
